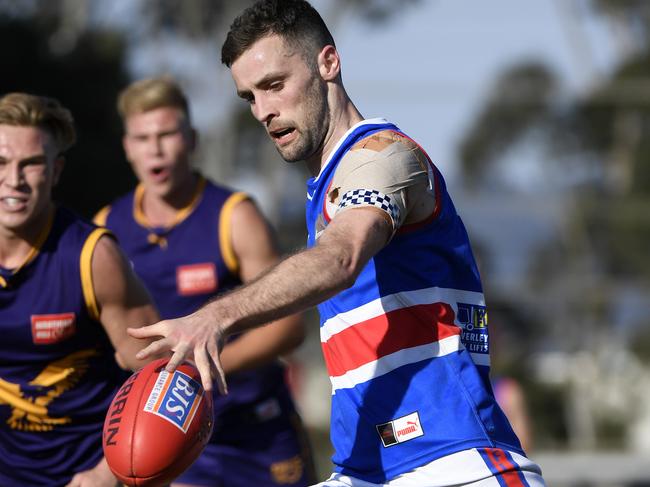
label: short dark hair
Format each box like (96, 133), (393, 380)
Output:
(221, 0), (335, 68)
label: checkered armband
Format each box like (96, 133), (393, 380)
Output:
(338, 189), (401, 230)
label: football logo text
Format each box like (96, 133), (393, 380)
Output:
(144, 370), (203, 433)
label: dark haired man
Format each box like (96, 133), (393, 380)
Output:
(131, 1), (547, 485)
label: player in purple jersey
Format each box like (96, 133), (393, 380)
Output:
(0, 93), (159, 486)
(128, 1), (547, 485)
(96, 77), (315, 487)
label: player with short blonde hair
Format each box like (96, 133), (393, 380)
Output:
(117, 76), (190, 120)
(0, 92), (159, 486)
(0, 92), (76, 151)
(97, 76), (315, 487)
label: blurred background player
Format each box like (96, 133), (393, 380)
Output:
(94, 76), (315, 487)
(493, 376), (534, 453)
(0, 92), (158, 486)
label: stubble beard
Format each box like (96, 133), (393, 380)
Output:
(276, 79), (329, 163)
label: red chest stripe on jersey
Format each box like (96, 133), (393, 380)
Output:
(321, 302), (460, 377)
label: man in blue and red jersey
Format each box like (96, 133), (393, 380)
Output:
(0, 93), (159, 486)
(95, 76), (315, 487)
(129, 1), (547, 486)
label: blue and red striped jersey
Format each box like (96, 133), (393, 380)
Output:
(306, 119), (522, 483)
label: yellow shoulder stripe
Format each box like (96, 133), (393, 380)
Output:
(80, 228), (112, 321)
(219, 192), (250, 275)
(93, 205), (111, 226)
(133, 176), (207, 230)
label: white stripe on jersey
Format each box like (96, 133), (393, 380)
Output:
(320, 286), (485, 343)
(312, 449), (545, 486)
(330, 335), (462, 393)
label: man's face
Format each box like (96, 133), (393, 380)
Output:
(122, 106), (196, 199)
(0, 125), (62, 235)
(231, 34), (329, 163)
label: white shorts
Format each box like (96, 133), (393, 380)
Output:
(312, 448), (545, 487)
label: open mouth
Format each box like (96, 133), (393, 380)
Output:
(270, 127), (295, 141)
(0, 196), (28, 211)
(149, 166), (170, 181)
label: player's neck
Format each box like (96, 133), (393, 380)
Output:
(307, 96), (363, 176)
(140, 172), (199, 227)
(0, 203), (54, 269)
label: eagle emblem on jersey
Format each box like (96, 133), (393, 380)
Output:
(0, 349), (97, 431)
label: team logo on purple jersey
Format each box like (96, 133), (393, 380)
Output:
(143, 370), (204, 433)
(176, 263), (217, 296)
(30, 312), (76, 344)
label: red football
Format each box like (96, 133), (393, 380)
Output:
(103, 358), (213, 486)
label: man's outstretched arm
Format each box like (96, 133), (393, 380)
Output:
(128, 206), (392, 392)
(219, 197), (306, 375)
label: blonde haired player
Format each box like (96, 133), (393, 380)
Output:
(96, 76), (315, 487)
(0, 92), (158, 486)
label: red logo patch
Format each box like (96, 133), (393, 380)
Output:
(31, 313), (76, 344)
(176, 263), (217, 296)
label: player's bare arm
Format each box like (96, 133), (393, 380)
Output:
(129, 205), (392, 392)
(218, 198), (306, 375)
(92, 234), (160, 371)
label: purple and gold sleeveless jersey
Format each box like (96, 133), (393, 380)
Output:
(97, 176), (297, 444)
(0, 206), (127, 486)
(306, 119), (522, 483)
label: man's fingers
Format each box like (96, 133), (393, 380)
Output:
(128, 322), (166, 339)
(193, 346), (213, 393)
(213, 357), (227, 395)
(135, 337), (173, 360)
(206, 337), (227, 395)
(165, 342), (191, 372)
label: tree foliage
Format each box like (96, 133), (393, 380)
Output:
(0, 11), (134, 217)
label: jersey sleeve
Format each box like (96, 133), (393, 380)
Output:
(218, 191), (251, 275)
(326, 131), (432, 231)
(80, 227), (114, 321)
(92, 205), (111, 227)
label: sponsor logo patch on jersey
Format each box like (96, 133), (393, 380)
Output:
(30, 313), (76, 344)
(176, 262), (217, 296)
(143, 370), (204, 433)
(457, 302), (489, 355)
(376, 411), (424, 447)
